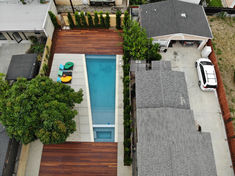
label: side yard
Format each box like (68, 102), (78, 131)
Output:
(208, 16), (235, 128)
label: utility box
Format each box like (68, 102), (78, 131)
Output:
(201, 46), (212, 58)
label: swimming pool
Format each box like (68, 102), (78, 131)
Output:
(86, 55), (116, 142)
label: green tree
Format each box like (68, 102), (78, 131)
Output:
(80, 11), (87, 27)
(147, 42), (162, 62)
(68, 13), (75, 29)
(87, 12), (94, 28)
(116, 10), (122, 29)
(75, 11), (82, 28)
(0, 76), (83, 144)
(48, 11), (60, 29)
(99, 11), (105, 28)
(94, 11), (99, 27)
(105, 12), (110, 29)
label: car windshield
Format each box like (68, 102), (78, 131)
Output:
(201, 61), (213, 65)
(206, 84), (217, 88)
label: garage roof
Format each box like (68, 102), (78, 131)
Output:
(6, 54), (38, 81)
(139, 0), (213, 38)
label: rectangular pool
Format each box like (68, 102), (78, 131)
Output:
(86, 55), (116, 142)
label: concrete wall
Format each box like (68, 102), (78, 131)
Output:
(55, 0), (122, 5)
(207, 39), (235, 174)
(55, 0), (83, 5)
(44, 15), (55, 38)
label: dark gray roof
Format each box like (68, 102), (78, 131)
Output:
(0, 124), (9, 175)
(136, 70), (190, 109)
(151, 60), (171, 71)
(6, 54), (38, 81)
(135, 61), (217, 176)
(139, 0), (212, 38)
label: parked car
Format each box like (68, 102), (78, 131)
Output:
(195, 58), (217, 91)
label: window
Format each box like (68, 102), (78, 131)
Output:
(0, 32), (6, 40)
(201, 61), (213, 66)
(12, 32), (22, 43)
(200, 64), (206, 84)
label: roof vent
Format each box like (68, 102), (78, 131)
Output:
(181, 13), (186, 18)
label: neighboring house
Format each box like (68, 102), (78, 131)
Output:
(132, 61), (217, 176)
(0, 0), (57, 43)
(139, 0), (213, 50)
(0, 124), (19, 176)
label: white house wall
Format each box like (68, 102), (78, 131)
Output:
(178, 0), (200, 4)
(1, 31), (45, 41)
(152, 33), (210, 41)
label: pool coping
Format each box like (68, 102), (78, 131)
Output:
(82, 54), (94, 142)
(115, 55), (121, 142)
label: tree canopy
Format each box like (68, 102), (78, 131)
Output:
(122, 14), (161, 61)
(0, 76), (83, 144)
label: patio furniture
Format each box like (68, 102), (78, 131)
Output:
(59, 64), (64, 70)
(64, 62), (74, 70)
(58, 70), (63, 76)
(57, 77), (61, 82)
(61, 75), (72, 83)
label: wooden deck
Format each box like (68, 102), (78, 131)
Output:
(53, 29), (123, 55)
(39, 142), (117, 176)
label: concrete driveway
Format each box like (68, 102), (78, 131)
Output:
(0, 41), (31, 74)
(161, 44), (234, 176)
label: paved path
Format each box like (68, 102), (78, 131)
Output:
(50, 54), (93, 142)
(161, 45), (234, 176)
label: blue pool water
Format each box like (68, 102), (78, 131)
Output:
(86, 55), (116, 142)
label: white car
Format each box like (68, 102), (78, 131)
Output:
(195, 58), (217, 91)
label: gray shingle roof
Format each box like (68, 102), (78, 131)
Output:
(0, 124), (9, 175)
(136, 70), (190, 109)
(135, 61), (217, 176)
(139, 0), (212, 38)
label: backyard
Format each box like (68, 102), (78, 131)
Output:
(208, 16), (235, 128)
(207, 0), (223, 7)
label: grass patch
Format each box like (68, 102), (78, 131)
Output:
(208, 0), (223, 7)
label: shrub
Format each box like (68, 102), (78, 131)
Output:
(116, 10), (122, 29)
(99, 11), (105, 28)
(147, 43), (162, 62)
(87, 12), (94, 28)
(94, 11), (99, 27)
(0, 76), (83, 144)
(67, 13), (75, 29)
(123, 11), (130, 29)
(75, 11), (82, 28)
(48, 11), (60, 29)
(80, 11), (87, 27)
(42, 63), (49, 75)
(105, 12), (110, 29)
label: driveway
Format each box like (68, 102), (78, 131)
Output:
(0, 41), (31, 74)
(161, 44), (234, 176)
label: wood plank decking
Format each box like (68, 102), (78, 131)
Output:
(53, 29), (123, 55)
(39, 142), (117, 176)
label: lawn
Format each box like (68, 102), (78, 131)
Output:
(208, 16), (235, 127)
(207, 0), (223, 7)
